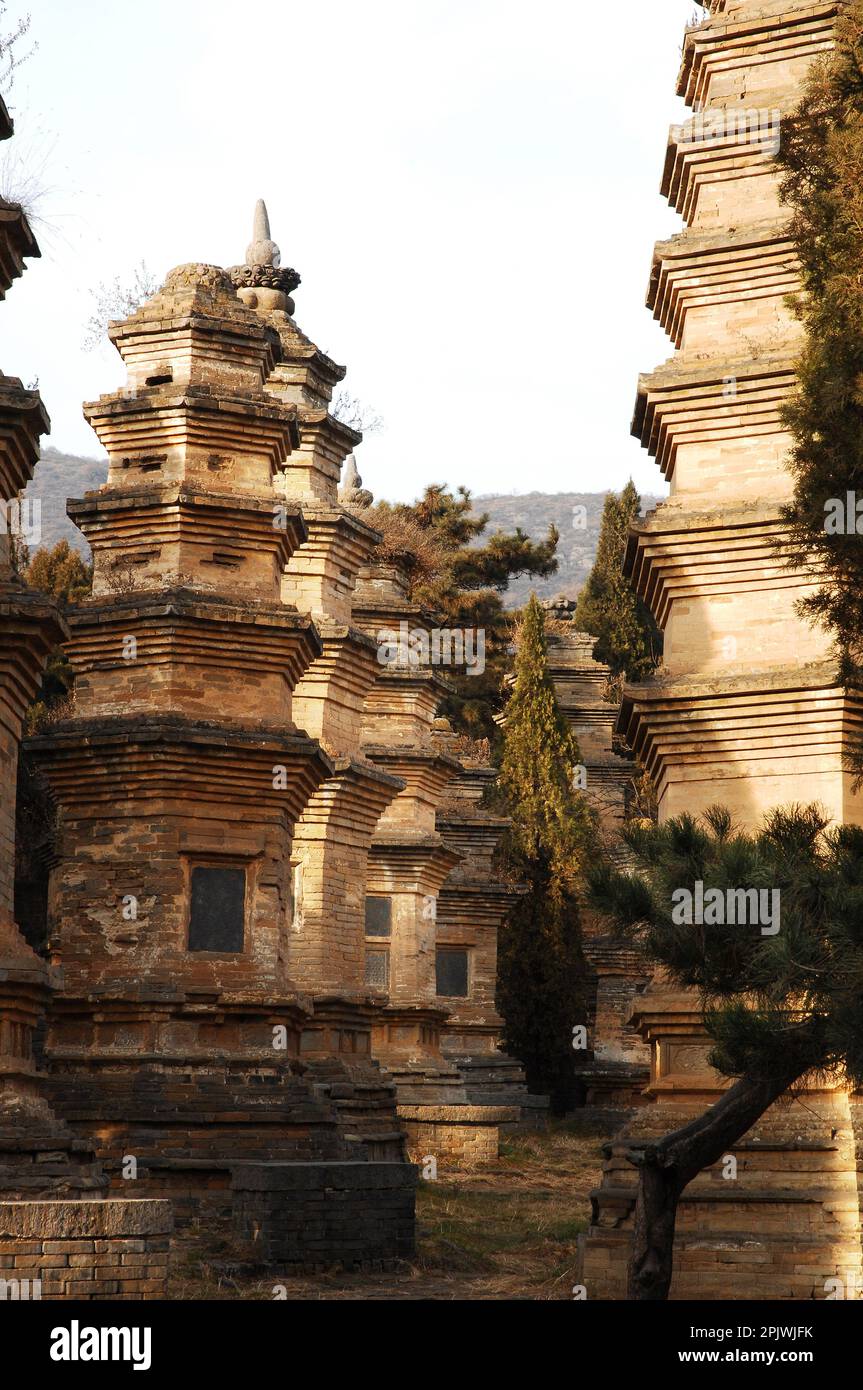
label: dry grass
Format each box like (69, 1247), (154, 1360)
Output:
(168, 1114), (616, 1302)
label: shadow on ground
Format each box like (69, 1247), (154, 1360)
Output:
(169, 1113), (621, 1301)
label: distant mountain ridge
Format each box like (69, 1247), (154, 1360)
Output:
(24, 449), (662, 608)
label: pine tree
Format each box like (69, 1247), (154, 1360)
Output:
(364, 485), (559, 740)
(588, 804), (863, 1300)
(575, 481), (660, 683)
(496, 595), (596, 1112)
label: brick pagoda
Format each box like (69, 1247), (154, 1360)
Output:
(579, 0), (863, 1299)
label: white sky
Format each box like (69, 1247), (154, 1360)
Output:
(1, 0), (695, 503)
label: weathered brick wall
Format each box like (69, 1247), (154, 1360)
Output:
(0, 1199), (172, 1299)
(231, 1162), (417, 1270)
(399, 1105), (519, 1166)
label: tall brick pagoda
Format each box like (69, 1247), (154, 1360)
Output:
(231, 202), (525, 1161)
(29, 256), (414, 1221)
(229, 204), (410, 1154)
(0, 94), (105, 1201)
(580, 0), (863, 1299)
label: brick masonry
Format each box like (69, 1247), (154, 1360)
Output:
(0, 1199), (172, 1299)
(231, 1162), (417, 1270)
(398, 1105), (520, 1166)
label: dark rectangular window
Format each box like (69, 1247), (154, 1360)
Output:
(364, 949), (389, 988)
(436, 948), (469, 998)
(364, 896), (392, 938)
(188, 865), (246, 953)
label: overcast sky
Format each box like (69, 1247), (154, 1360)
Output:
(1, 0), (696, 504)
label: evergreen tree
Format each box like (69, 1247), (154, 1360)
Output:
(365, 485), (559, 739)
(23, 539), (92, 605)
(588, 804), (863, 1300)
(575, 481), (660, 683)
(776, 2), (863, 757)
(21, 540), (92, 718)
(496, 595), (596, 1112)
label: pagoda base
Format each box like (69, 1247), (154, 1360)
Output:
(441, 1037), (549, 1127)
(578, 1089), (862, 1300)
(43, 990), (374, 1229)
(574, 1059), (651, 1111)
(371, 1005), (521, 1163)
(300, 996), (408, 1162)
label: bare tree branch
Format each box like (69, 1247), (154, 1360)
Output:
(83, 262), (160, 350)
(0, 4), (35, 94)
(331, 391), (384, 435)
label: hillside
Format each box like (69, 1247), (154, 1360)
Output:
(23, 449), (661, 607)
(472, 490), (661, 607)
(24, 447), (108, 555)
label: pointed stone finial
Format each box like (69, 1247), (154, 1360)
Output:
(338, 453), (374, 508)
(246, 199), (281, 269)
(230, 199), (300, 312)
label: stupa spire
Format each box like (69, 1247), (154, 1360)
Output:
(230, 197), (300, 313)
(246, 198), (281, 268)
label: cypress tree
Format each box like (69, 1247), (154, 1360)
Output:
(574, 481), (660, 682)
(776, 2), (863, 754)
(496, 595), (596, 1112)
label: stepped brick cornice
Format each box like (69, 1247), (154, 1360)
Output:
(0, 94), (38, 303)
(680, 2), (837, 110)
(619, 661), (863, 820)
(69, 487), (306, 600)
(281, 504), (381, 624)
(0, 200), (38, 301)
(361, 669), (453, 746)
(624, 500), (820, 628)
(84, 387), (299, 490)
(0, 588), (67, 727)
(291, 621), (381, 747)
(648, 222), (798, 353)
(31, 717), (332, 821)
(66, 592), (322, 723)
(0, 375), (49, 499)
(633, 352), (796, 489)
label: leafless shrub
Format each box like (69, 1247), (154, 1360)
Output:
(0, 4), (35, 94)
(331, 391), (384, 435)
(83, 261), (159, 350)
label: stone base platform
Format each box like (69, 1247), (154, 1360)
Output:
(231, 1161), (417, 1271)
(574, 1060), (650, 1111)
(0, 1199), (173, 1299)
(579, 1092), (863, 1300)
(398, 1104), (520, 1166)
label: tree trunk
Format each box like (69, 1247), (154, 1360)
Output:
(625, 1064), (810, 1300)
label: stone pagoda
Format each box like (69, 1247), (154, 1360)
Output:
(580, 0), (863, 1299)
(230, 201), (524, 1162)
(0, 94), (105, 1202)
(349, 558), (520, 1158)
(229, 203), (410, 1157)
(29, 253), (415, 1235)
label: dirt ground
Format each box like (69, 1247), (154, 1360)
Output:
(169, 1114), (616, 1301)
